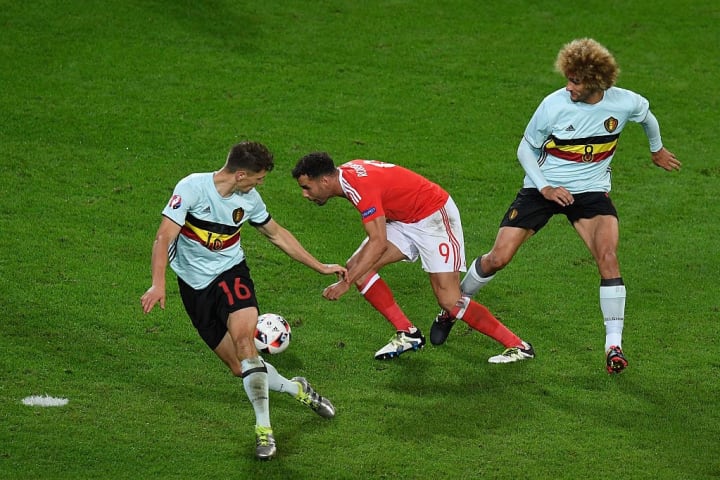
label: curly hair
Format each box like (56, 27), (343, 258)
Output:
(555, 38), (620, 91)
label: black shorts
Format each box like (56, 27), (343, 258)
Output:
(499, 188), (618, 232)
(178, 260), (259, 350)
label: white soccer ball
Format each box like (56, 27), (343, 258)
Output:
(254, 313), (292, 354)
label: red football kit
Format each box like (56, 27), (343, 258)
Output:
(337, 160), (523, 351)
(338, 160), (449, 223)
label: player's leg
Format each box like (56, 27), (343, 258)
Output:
(463, 226), (533, 296)
(212, 332), (243, 375)
(212, 324), (300, 396)
(433, 190), (549, 344)
(574, 213), (627, 373)
(225, 310), (271, 436)
(461, 188), (548, 298)
(429, 271), (534, 362)
(223, 306), (277, 459)
(217, 313), (336, 421)
(209, 262), (280, 459)
(350, 238), (414, 332)
(214, 262), (336, 419)
(417, 197), (533, 363)
(179, 270), (276, 459)
(349, 232), (426, 359)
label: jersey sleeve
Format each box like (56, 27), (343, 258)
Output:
(245, 190), (271, 225)
(161, 175), (199, 226)
(627, 91), (650, 123)
(522, 96), (554, 149)
(347, 178), (385, 222)
(517, 138), (549, 190)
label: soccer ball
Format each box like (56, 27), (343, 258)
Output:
(254, 313), (292, 354)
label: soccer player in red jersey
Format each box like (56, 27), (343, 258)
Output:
(292, 152), (534, 362)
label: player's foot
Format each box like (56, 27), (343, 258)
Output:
(605, 345), (628, 374)
(374, 328), (426, 360)
(254, 425), (277, 460)
(488, 341), (535, 364)
(429, 310), (456, 345)
(291, 377), (336, 419)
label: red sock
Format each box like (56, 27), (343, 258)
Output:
(358, 273), (413, 332)
(451, 300), (522, 348)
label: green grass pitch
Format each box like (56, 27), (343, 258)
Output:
(1, 1), (718, 479)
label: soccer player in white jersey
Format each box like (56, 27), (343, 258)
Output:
(140, 141), (346, 459)
(431, 38), (681, 373)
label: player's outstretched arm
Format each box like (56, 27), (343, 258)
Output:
(256, 218), (347, 278)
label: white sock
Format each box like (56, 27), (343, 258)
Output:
(265, 361), (300, 397)
(600, 284), (626, 351)
(241, 357), (270, 428)
(460, 257), (495, 297)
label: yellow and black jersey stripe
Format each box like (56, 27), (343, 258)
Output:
(544, 133), (620, 163)
(180, 213), (241, 251)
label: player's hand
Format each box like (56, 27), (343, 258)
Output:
(652, 148), (681, 171)
(140, 285), (166, 314)
(540, 185), (574, 207)
(323, 280), (351, 301)
(321, 263), (348, 282)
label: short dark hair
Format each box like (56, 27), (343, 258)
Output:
(291, 152), (336, 179)
(225, 141), (275, 173)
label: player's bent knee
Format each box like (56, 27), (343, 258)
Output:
(597, 251), (619, 270)
(485, 252), (511, 273)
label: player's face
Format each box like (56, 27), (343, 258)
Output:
(296, 175), (329, 206)
(235, 169), (267, 193)
(565, 75), (603, 104)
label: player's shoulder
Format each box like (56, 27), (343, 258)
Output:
(171, 172), (215, 207)
(542, 87), (570, 104)
(339, 159), (367, 169)
(603, 87), (650, 117)
(176, 171), (212, 188)
(237, 187), (269, 217)
(604, 86), (646, 102)
(535, 88), (572, 114)
(240, 186), (264, 203)
(338, 160), (372, 179)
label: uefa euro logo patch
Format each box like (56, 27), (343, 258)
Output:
(169, 195), (182, 209)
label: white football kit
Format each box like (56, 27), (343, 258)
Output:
(162, 172), (271, 289)
(522, 86), (653, 194)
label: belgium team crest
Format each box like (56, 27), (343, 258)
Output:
(604, 117), (619, 133)
(233, 208), (245, 223)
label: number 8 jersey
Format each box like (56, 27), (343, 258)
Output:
(522, 86), (650, 194)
